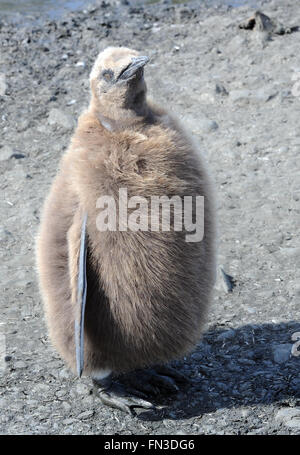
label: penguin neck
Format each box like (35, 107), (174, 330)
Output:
(90, 96), (150, 132)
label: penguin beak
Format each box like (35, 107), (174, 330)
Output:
(117, 56), (149, 82)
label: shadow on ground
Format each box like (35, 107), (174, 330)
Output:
(137, 321), (300, 421)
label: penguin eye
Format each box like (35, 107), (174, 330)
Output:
(102, 70), (114, 82)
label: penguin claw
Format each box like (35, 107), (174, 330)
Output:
(147, 369), (179, 393)
(97, 390), (133, 414)
(153, 365), (189, 384)
(123, 380), (159, 398)
(99, 390), (154, 415)
(121, 371), (160, 397)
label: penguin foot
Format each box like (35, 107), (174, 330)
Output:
(93, 365), (188, 415)
(152, 365), (188, 386)
(122, 366), (188, 396)
(93, 375), (155, 415)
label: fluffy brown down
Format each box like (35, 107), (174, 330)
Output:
(36, 99), (216, 376)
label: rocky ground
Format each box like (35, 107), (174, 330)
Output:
(1, 0), (300, 435)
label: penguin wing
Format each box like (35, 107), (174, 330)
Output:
(74, 213), (88, 377)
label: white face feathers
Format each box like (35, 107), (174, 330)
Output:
(90, 47), (148, 94)
(90, 47), (140, 82)
(89, 47), (150, 121)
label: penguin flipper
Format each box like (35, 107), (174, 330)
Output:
(74, 213), (88, 378)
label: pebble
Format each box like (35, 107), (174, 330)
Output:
(252, 87), (278, 102)
(16, 119), (31, 132)
(278, 247), (300, 265)
(215, 83), (228, 96)
(0, 74), (7, 96)
(246, 307), (257, 314)
(215, 266), (235, 293)
(48, 108), (75, 130)
(284, 419), (300, 430)
(59, 368), (72, 379)
(62, 401), (72, 412)
(272, 344), (292, 364)
(199, 92), (215, 104)
(229, 87), (277, 103)
(0, 145), (13, 161)
(217, 329), (236, 341)
(239, 409), (250, 418)
(76, 383), (90, 395)
(63, 418), (76, 425)
(14, 361), (27, 369)
(197, 115), (219, 133)
(275, 408), (300, 429)
(77, 410), (94, 420)
(10, 153), (26, 160)
(227, 35), (248, 53)
(229, 89), (251, 103)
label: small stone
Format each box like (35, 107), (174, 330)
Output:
(211, 47), (222, 55)
(76, 383), (90, 395)
(14, 361), (27, 369)
(59, 368), (72, 379)
(215, 83), (228, 96)
(63, 418), (76, 425)
(10, 153), (26, 160)
(16, 119), (31, 132)
(48, 108), (75, 130)
(240, 409), (250, 418)
(227, 35), (247, 53)
(0, 146), (13, 161)
(199, 92), (215, 104)
(278, 146), (289, 154)
(285, 418), (300, 429)
(280, 89), (292, 101)
(275, 250), (300, 271)
(252, 87), (278, 102)
(217, 329), (236, 341)
(239, 11), (295, 35)
(198, 115), (218, 133)
(246, 307), (256, 314)
(275, 407), (300, 425)
(293, 192), (300, 201)
(229, 89), (251, 103)
(62, 402), (72, 412)
(272, 344), (292, 364)
(191, 352), (203, 361)
(0, 74), (7, 96)
(77, 410), (94, 420)
(215, 266), (236, 293)
(279, 247), (300, 261)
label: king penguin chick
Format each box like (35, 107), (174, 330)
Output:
(36, 47), (216, 414)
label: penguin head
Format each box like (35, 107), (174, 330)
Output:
(90, 47), (149, 118)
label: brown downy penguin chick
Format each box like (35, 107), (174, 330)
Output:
(36, 46), (216, 413)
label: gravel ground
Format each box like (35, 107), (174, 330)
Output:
(0, 0), (300, 435)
